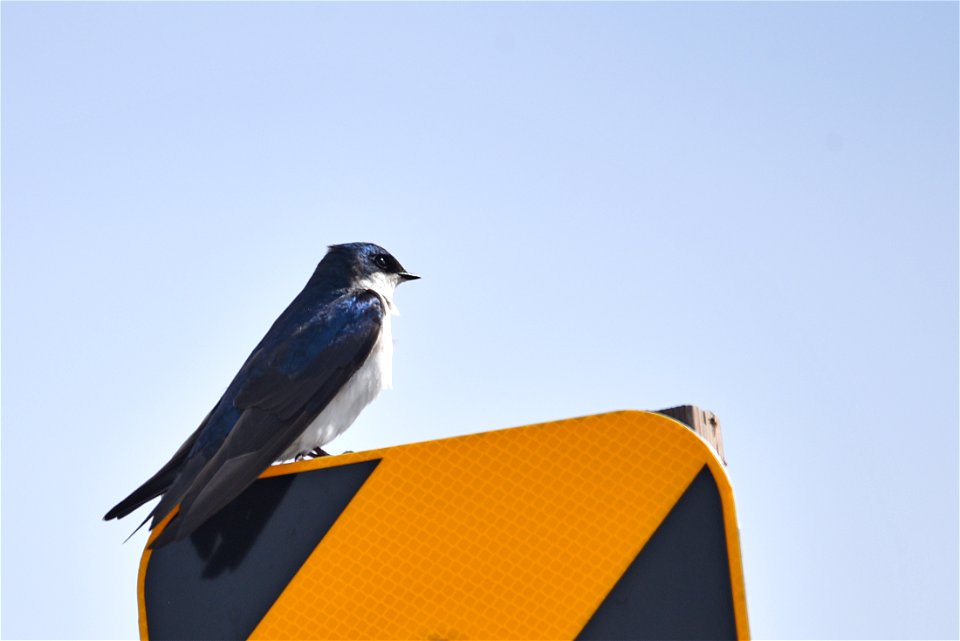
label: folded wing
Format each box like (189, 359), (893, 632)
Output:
(148, 290), (385, 547)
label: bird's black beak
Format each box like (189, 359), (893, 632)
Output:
(398, 272), (421, 282)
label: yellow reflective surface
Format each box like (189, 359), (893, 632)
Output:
(140, 410), (749, 640)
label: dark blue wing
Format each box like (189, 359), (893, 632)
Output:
(232, 292), (383, 419)
(150, 290), (384, 546)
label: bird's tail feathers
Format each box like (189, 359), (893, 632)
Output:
(123, 512), (155, 544)
(103, 466), (174, 521)
(103, 408), (213, 522)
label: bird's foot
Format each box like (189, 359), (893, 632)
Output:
(294, 446), (330, 462)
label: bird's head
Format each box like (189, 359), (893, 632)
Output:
(317, 243), (419, 310)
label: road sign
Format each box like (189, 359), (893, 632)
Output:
(138, 410), (749, 639)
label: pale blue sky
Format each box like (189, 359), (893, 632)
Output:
(2, 2), (957, 639)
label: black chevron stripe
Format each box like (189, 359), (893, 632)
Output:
(577, 465), (737, 640)
(143, 459), (381, 640)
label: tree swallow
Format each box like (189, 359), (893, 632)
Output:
(104, 242), (419, 547)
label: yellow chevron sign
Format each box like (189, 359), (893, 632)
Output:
(138, 410), (749, 640)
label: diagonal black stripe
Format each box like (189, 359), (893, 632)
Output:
(144, 459), (381, 641)
(577, 465), (737, 641)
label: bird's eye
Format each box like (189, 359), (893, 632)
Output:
(374, 255), (389, 269)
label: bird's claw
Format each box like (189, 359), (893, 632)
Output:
(295, 446), (330, 462)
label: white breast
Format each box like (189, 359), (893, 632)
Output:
(279, 284), (398, 461)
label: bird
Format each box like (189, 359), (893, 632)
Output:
(104, 242), (419, 548)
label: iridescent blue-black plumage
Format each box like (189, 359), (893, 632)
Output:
(104, 243), (417, 547)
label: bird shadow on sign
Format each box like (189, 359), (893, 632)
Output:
(189, 474), (296, 579)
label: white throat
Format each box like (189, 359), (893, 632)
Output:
(356, 272), (401, 315)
